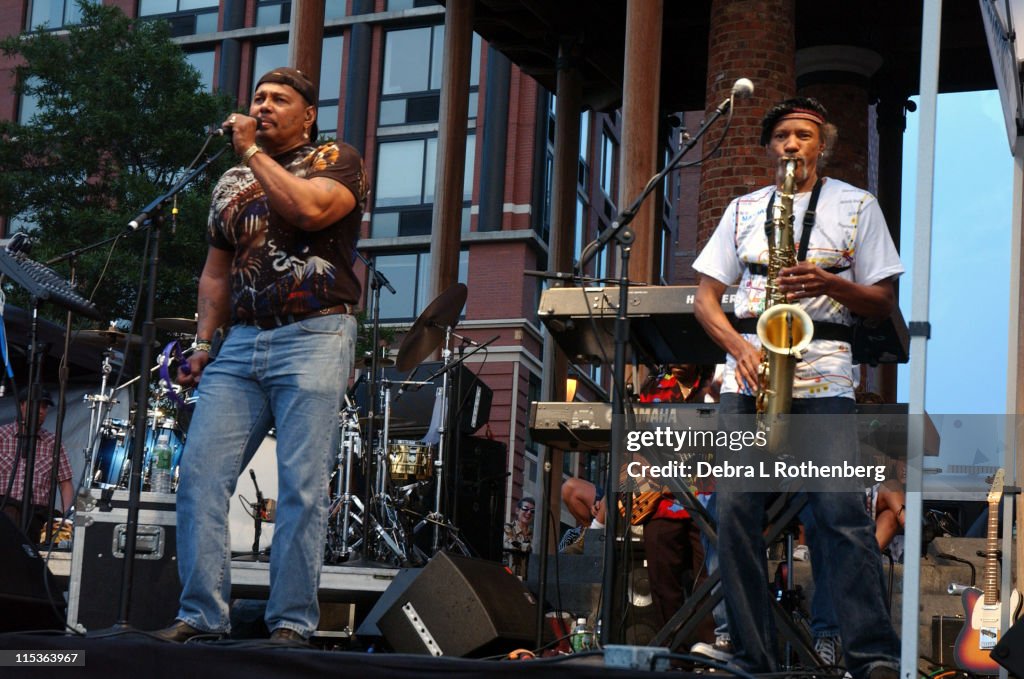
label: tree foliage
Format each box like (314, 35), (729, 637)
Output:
(0, 2), (235, 327)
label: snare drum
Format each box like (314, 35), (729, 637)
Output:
(387, 440), (433, 483)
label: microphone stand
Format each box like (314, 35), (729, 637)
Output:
(114, 145), (229, 628)
(249, 470), (266, 560)
(353, 249), (394, 564)
(576, 93), (740, 644)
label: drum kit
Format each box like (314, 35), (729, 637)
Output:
(76, 283), (488, 568)
(78, 318), (197, 494)
(324, 282), (491, 567)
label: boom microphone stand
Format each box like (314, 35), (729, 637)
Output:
(576, 79), (752, 643)
(114, 145), (229, 627)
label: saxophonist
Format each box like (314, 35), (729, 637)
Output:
(692, 98), (902, 679)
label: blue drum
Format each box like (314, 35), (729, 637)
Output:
(93, 417), (186, 490)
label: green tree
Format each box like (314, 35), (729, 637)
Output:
(0, 2), (234, 327)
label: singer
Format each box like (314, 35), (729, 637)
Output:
(692, 97), (902, 679)
(154, 66), (367, 645)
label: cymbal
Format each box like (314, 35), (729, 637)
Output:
(77, 329), (153, 349)
(396, 283), (467, 371)
(155, 317), (198, 334)
(355, 355), (395, 370)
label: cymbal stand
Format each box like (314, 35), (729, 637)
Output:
(429, 326), (454, 553)
(332, 396), (364, 561)
(82, 349), (119, 489)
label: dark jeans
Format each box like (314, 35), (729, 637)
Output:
(716, 393), (899, 679)
(644, 516), (714, 645)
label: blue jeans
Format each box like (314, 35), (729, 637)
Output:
(801, 500), (840, 640)
(175, 314), (356, 636)
(716, 393), (898, 679)
(700, 493), (729, 638)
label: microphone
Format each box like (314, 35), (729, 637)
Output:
(715, 77), (755, 114)
(732, 78), (754, 99)
(209, 115), (264, 138)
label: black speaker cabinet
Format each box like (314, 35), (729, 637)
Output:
(993, 618), (1024, 678)
(378, 551), (537, 657)
(0, 512), (64, 631)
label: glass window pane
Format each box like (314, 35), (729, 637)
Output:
(253, 43), (289, 95)
(30, 0), (63, 27)
(64, 0), (96, 25)
(469, 33), (482, 87)
(181, 0), (219, 9)
(185, 50), (216, 91)
(325, 0), (347, 19)
(467, 91), (478, 120)
(388, 0), (416, 10)
(429, 25), (444, 91)
(580, 112), (590, 162)
(383, 28), (431, 95)
(423, 137), (437, 204)
(416, 252), (432, 315)
(320, 35), (343, 101)
(372, 212), (400, 239)
(379, 99), (406, 126)
(316, 104), (338, 139)
(256, 5), (286, 26)
(463, 134), (475, 201)
(138, 0), (175, 15)
(195, 11), (218, 34)
(377, 254), (418, 320)
(377, 140), (426, 207)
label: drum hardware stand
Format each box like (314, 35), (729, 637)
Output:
(353, 250), (395, 555)
(328, 398), (364, 562)
(409, 330), (495, 555)
(244, 470), (275, 562)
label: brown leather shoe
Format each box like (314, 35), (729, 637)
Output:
(269, 628), (307, 645)
(152, 620), (222, 643)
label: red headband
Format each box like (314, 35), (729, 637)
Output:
(777, 108), (826, 125)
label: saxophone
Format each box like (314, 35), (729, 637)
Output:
(755, 158), (814, 452)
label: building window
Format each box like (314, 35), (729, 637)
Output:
(139, 0), (219, 37)
(28, 0), (97, 29)
(388, 0), (437, 10)
(380, 26), (480, 126)
(256, 0), (289, 27)
(185, 50), (216, 92)
(600, 129), (617, 199)
(253, 39), (344, 141)
(373, 134), (475, 238)
(254, 0), (346, 25)
(373, 250), (468, 323)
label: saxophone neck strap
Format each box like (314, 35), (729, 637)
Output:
(763, 176), (825, 262)
(751, 177), (847, 276)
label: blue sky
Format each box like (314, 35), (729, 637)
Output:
(897, 90), (1013, 415)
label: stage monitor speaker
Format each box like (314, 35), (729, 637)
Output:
(378, 551), (537, 657)
(0, 512), (65, 631)
(355, 567), (422, 639)
(992, 618), (1024, 678)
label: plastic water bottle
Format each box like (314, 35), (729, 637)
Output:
(570, 617), (594, 652)
(150, 432), (172, 494)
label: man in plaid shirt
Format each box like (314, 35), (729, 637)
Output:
(0, 388), (73, 540)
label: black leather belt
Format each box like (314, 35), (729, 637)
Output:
(244, 303), (354, 330)
(733, 317), (853, 343)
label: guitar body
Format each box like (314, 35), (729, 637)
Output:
(954, 586), (1023, 674)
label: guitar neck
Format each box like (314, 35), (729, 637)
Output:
(984, 498), (1000, 606)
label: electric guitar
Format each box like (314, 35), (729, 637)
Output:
(617, 487), (670, 526)
(953, 469), (1022, 674)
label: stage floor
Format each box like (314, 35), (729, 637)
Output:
(0, 631), (673, 679)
